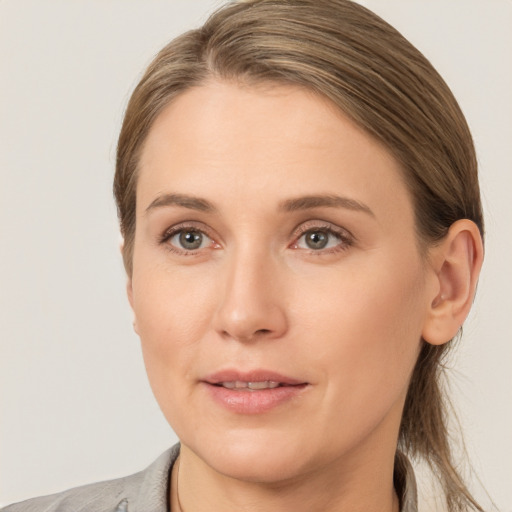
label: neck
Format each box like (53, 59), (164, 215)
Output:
(170, 444), (400, 512)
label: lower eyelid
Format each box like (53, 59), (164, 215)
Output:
(290, 236), (352, 256)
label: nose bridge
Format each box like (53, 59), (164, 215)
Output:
(214, 242), (287, 341)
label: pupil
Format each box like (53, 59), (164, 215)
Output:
(179, 230), (202, 249)
(307, 231), (328, 249)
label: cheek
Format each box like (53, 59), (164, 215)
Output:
(133, 255), (216, 335)
(131, 260), (219, 392)
(296, 252), (426, 346)
(294, 256), (425, 420)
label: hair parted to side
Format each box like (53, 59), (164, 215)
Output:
(115, 1), (484, 510)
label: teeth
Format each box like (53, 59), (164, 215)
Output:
(248, 381), (280, 390)
(219, 381), (281, 390)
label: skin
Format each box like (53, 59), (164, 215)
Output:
(127, 80), (482, 512)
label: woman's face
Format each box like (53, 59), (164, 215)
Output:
(129, 81), (435, 482)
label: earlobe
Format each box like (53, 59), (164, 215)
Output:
(422, 219), (484, 346)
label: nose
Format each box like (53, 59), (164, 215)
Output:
(213, 248), (288, 343)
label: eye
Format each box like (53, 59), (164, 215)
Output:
(292, 223), (353, 254)
(164, 227), (215, 252)
(301, 230), (333, 250)
(297, 229), (340, 250)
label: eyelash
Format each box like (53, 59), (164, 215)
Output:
(292, 222), (354, 255)
(159, 221), (354, 256)
(159, 222), (218, 256)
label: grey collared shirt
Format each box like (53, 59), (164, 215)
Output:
(1, 444), (418, 512)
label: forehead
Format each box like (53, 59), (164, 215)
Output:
(137, 80), (414, 228)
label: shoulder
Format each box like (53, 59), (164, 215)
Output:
(1, 445), (180, 512)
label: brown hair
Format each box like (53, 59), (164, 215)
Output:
(115, 1), (485, 510)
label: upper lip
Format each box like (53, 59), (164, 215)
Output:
(202, 369), (306, 386)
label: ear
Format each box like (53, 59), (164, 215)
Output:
(121, 240), (139, 335)
(126, 276), (139, 335)
(422, 219), (484, 346)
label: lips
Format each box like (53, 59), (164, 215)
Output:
(202, 370), (308, 414)
(203, 369), (306, 387)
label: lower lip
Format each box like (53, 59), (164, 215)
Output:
(203, 383), (308, 414)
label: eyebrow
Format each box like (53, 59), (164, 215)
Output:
(145, 193), (216, 214)
(144, 192), (374, 217)
(279, 195), (375, 217)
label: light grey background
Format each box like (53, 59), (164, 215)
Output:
(1, 1), (511, 510)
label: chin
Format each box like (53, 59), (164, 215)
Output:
(183, 427), (314, 484)
(210, 448), (308, 484)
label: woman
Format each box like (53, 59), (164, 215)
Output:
(1, 1), (490, 511)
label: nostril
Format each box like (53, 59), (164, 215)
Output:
(216, 301), (288, 342)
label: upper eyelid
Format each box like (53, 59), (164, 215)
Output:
(161, 221), (215, 239)
(292, 220), (354, 240)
